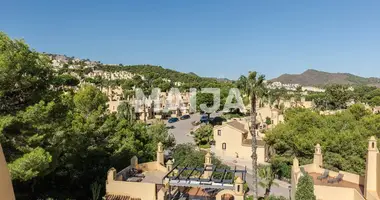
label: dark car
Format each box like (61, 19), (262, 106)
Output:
(180, 114), (191, 120)
(168, 117), (179, 123)
(200, 115), (209, 123)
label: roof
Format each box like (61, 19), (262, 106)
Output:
(226, 120), (247, 133)
(105, 194), (141, 200)
(187, 187), (211, 197)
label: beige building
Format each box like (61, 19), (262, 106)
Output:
(107, 91), (192, 121)
(212, 119), (268, 164)
(106, 143), (246, 200)
(291, 136), (380, 200)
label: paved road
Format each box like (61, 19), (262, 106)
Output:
(164, 112), (221, 144)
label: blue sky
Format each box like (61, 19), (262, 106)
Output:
(1, 0), (380, 79)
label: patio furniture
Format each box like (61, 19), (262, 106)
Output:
(317, 169), (329, 181)
(328, 173), (344, 184)
(300, 167), (308, 175)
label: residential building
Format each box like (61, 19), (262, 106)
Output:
(106, 143), (246, 200)
(212, 119), (268, 164)
(291, 136), (380, 200)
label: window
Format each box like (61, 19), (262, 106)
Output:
(373, 142), (375, 149)
(218, 130), (221, 136)
(237, 185), (241, 192)
(222, 143), (226, 150)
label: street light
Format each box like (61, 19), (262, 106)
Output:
(288, 185), (292, 200)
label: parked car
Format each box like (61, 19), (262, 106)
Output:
(200, 115), (209, 123)
(180, 114), (191, 120)
(168, 117), (179, 123)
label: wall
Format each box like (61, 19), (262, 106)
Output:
(314, 185), (365, 200)
(213, 125), (265, 163)
(376, 153), (380, 199)
(0, 144), (15, 200)
(302, 165), (364, 185)
(106, 179), (157, 200)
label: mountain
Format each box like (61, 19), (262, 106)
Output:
(271, 69), (380, 87)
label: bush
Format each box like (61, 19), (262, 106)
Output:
(295, 175), (316, 200)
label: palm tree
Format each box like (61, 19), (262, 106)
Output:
(237, 71), (266, 200)
(258, 165), (279, 198)
(117, 101), (136, 125)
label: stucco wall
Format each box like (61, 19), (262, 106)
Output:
(0, 144), (15, 200)
(377, 153), (380, 198)
(213, 125), (265, 163)
(314, 185), (365, 200)
(106, 180), (157, 200)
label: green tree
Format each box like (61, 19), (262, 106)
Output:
(295, 175), (316, 200)
(237, 71), (267, 200)
(117, 101), (136, 125)
(73, 84), (108, 116)
(369, 96), (380, 106)
(52, 74), (80, 88)
(194, 124), (213, 147)
(0, 32), (53, 114)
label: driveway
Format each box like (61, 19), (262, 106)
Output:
(164, 112), (222, 144)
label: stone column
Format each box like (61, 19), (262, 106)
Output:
(313, 144), (323, 168)
(203, 151), (212, 179)
(234, 176), (244, 195)
(157, 142), (164, 166)
(166, 160), (173, 171)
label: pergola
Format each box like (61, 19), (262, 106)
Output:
(162, 164), (247, 190)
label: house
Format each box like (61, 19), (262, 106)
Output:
(291, 136), (380, 200)
(212, 119), (268, 164)
(106, 143), (246, 200)
(373, 106), (380, 114)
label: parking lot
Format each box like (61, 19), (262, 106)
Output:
(164, 112), (221, 144)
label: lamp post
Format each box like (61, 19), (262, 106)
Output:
(288, 185), (292, 200)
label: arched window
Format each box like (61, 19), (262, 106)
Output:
(373, 142), (375, 149)
(222, 143), (227, 150)
(218, 130), (222, 136)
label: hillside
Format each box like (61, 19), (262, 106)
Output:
(45, 53), (230, 83)
(271, 69), (380, 87)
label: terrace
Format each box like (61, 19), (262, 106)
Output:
(308, 172), (364, 195)
(115, 162), (167, 184)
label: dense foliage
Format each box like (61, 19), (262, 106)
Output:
(307, 84), (380, 110)
(194, 124), (213, 147)
(0, 32), (174, 199)
(295, 175), (316, 200)
(265, 104), (378, 175)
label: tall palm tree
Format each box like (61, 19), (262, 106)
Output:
(237, 71), (266, 200)
(258, 165), (279, 198)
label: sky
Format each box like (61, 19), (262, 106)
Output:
(1, 0), (380, 80)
